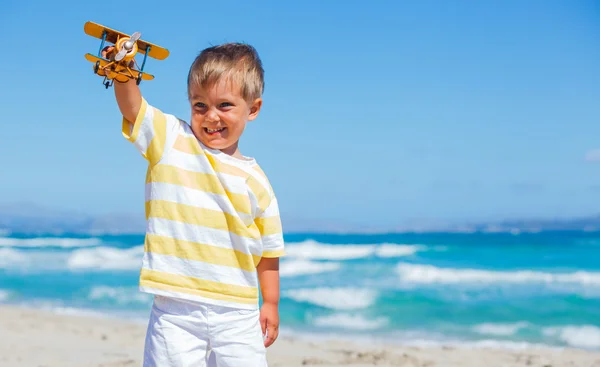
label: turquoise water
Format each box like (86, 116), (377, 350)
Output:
(1, 231), (599, 350)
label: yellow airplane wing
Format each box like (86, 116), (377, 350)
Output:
(84, 53), (155, 81)
(84, 21), (170, 60)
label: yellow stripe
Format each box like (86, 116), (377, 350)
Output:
(247, 176), (271, 212)
(255, 216), (282, 236)
(205, 153), (249, 178)
(172, 136), (251, 179)
(122, 97), (148, 143)
(145, 108), (168, 166)
(140, 269), (258, 304)
(147, 234), (261, 271)
(262, 249), (286, 258)
(147, 164), (251, 215)
(173, 135), (205, 155)
(147, 200), (261, 239)
(253, 165), (266, 179)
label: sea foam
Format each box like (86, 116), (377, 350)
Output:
(396, 263), (600, 286)
(0, 289), (10, 302)
(280, 259), (341, 277)
(88, 286), (152, 305)
(284, 287), (377, 310)
(0, 237), (101, 248)
(312, 313), (388, 331)
(543, 325), (600, 349)
(285, 240), (425, 260)
(472, 322), (530, 336)
(0, 248), (28, 269)
(67, 246), (143, 270)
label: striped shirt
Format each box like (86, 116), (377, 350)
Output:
(121, 97), (285, 310)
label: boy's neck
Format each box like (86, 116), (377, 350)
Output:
(219, 141), (245, 160)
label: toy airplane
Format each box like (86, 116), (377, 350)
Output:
(84, 21), (169, 88)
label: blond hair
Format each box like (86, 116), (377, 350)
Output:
(187, 43), (264, 103)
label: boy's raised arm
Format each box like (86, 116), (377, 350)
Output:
(115, 79), (142, 123)
(101, 46), (142, 123)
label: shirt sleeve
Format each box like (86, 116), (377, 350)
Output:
(254, 195), (285, 258)
(121, 97), (180, 166)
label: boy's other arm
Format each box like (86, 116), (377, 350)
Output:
(257, 257), (280, 347)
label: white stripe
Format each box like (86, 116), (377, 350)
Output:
(162, 147), (214, 174)
(146, 182), (253, 223)
(160, 150), (249, 195)
(146, 182), (239, 216)
(261, 197), (280, 217)
(261, 233), (284, 248)
(147, 217), (263, 257)
(179, 122), (196, 137)
(142, 252), (258, 288)
(164, 115), (185, 155)
(247, 169), (271, 196)
(133, 106), (155, 155)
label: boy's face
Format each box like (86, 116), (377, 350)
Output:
(188, 78), (262, 157)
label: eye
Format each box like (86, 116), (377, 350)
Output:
(219, 102), (233, 108)
(194, 102), (207, 108)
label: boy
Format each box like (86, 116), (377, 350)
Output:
(102, 42), (285, 366)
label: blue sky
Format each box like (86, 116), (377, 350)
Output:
(1, 0), (600, 230)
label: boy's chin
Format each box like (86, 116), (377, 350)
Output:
(192, 129), (238, 154)
(200, 137), (236, 152)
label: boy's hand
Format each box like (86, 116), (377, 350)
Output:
(260, 302), (279, 347)
(100, 46), (135, 67)
(101, 45), (115, 59)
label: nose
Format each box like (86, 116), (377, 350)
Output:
(206, 108), (219, 123)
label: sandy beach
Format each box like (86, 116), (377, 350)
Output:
(1, 305), (599, 367)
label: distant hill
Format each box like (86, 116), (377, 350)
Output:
(0, 202), (146, 235)
(0, 202), (599, 235)
(479, 215), (600, 233)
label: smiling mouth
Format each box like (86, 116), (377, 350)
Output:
(205, 127), (226, 134)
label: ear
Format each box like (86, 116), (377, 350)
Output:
(247, 98), (263, 121)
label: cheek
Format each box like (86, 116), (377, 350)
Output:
(190, 113), (204, 125)
(223, 112), (245, 127)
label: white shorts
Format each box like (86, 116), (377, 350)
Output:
(143, 295), (268, 367)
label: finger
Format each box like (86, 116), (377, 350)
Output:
(265, 324), (278, 347)
(101, 46), (114, 58)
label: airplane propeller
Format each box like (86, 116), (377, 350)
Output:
(115, 31), (141, 61)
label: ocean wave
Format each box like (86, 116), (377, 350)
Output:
(280, 259), (341, 277)
(472, 322), (530, 336)
(67, 246), (143, 270)
(396, 263), (600, 286)
(285, 240), (427, 260)
(312, 313), (389, 330)
(0, 289), (10, 302)
(543, 325), (600, 349)
(0, 237), (101, 248)
(88, 286), (152, 305)
(0, 248), (28, 268)
(284, 288), (377, 310)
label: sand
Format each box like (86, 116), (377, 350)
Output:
(1, 305), (599, 367)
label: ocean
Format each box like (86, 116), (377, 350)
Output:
(1, 230), (599, 350)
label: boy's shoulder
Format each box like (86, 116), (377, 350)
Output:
(211, 150), (272, 186)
